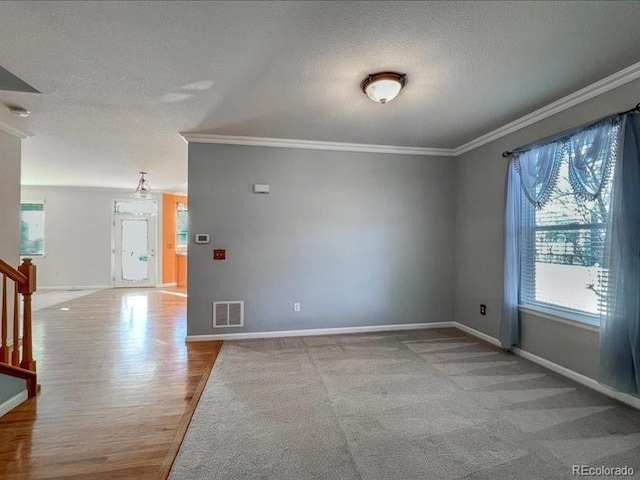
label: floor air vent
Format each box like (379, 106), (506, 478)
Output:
(213, 301), (244, 327)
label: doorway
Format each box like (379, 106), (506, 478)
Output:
(112, 201), (157, 287)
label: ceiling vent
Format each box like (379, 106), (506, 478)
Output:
(213, 301), (244, 327)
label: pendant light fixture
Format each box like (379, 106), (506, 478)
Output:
(361, 72), (407, 104)
(131, 171), (154, 199)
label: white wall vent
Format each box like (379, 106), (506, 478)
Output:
(213, 301), (244, 327)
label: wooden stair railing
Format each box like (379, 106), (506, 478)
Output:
(0, 258), (37, 398)
(0, 363), (37, 398)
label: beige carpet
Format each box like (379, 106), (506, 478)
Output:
(171, 328), (640, 479)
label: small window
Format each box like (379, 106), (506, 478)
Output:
(20, 202), (45, 256)
(176, 204), (188, 252)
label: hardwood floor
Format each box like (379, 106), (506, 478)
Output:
(0, 288), (222, 479)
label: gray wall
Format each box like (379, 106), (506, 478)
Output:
(0, 374), (26, 407)
(0, 130), (21, 270)
(454, 76), (640, 379)
(188, 144), (455, 336)
(0, 130), (26, 407)
(0, 130), (21, 353)
(21, 186), (158, 289)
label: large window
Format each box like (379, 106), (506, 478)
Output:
(20, 202), (45, 256)
(520, 137), (616, 320)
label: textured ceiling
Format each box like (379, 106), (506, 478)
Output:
(0, 65), (40, 94)
(1, 1), (640, 191)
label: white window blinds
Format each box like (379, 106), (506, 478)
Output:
(20, 202), (45, 256)
(520, 134), (616, 318)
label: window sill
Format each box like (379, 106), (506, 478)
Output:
(518, 304), (599, 333)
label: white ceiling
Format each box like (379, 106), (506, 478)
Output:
(1, 1), (640, 192)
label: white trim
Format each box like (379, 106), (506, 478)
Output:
(453, 322), (502, 347)
(0, 120), (32, 139)
(180, 133), (455, 157)
(0, 390), (28, 418)
(159, 282), (177, 288)
(112, 203), (158, 288)
(185, 320), (639, 409)
(454, 61), (640, 156)
(519, 305), (599, 333)
(159, 290), (187, 298)
(511, 347), (640, 410)
(110, 199), (116, 288)
(37, 285), (111, 291)
(181, 61), (640, 158)
(186, 321), (456, 341)
(452, 322), (640, 410)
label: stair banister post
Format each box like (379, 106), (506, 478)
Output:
(17, 258), (36, 372)
(0, 275), (8, 363)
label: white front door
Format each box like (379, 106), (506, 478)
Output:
(113, 215), (156, 287)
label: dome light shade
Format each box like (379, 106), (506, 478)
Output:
(361, 72), (407, 104)
(8, 105), (30, 117)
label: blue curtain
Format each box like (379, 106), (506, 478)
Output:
(566, 117), (619, 201)
(513, 142), (563, 209)
(500, 143), (561, 349)
(500, 162), (522, 348)
(500, 116), (625, 352)
(599, 114), (640, 396)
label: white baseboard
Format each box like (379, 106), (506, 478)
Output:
(159, 282), (177, 288)
(186, 321), (456, 342)
(452, 322), (502, 347)
(159, 290), (187, 298)
(511, 347), (640, 410)
(0, 390), (28, 418)
(37, 285), (111, 291)
(453, 322), (640, 410)
(186, 319), (639, 410)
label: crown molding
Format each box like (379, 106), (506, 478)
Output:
(454, 61), (640, 156)
(182, 61), (640, 158)
(180, 133), (456, 157)
(0, 120), (32, 139)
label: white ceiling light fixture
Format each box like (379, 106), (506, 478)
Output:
(361, 72), (407, 104)
(7, 105), (30, 117)
(131, 171), (154, 199)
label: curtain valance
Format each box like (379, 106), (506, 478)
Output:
(511, 117), (621, 209)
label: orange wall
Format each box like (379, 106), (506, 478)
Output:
(176, 254), (187, 289)
(161, 194), (187, 285)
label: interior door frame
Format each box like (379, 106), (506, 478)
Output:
(111, 200), (159, 288)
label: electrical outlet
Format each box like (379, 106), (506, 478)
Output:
(293, 302), (301, 312)
(480, 304), (487, 316)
